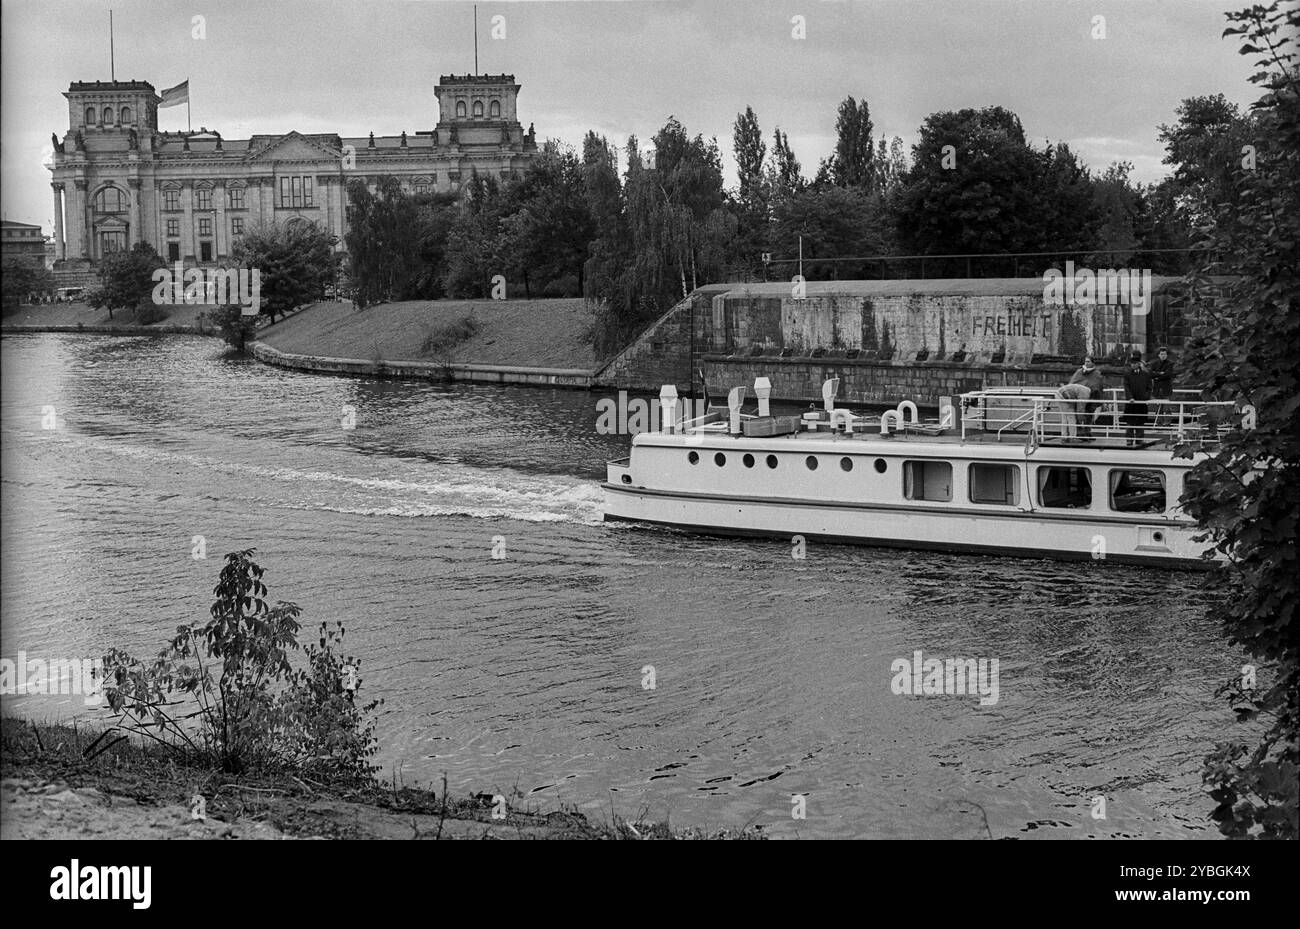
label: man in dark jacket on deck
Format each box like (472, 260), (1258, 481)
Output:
(1148, 346), (1175, 427)
(1122, 351), (1154, 445)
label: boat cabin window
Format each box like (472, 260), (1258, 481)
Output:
(1037, 466), (1092, 509)
(903, 460), (952, 502)
(1109, 469), (1167, 514)
(969, 463), (1020, 506)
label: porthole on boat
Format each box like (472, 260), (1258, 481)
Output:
(840, 457), (854, 472)
(688, 451), (699, 465)
(766, 455), (778, 469)
(621, 474), (631, 484)
(714, 452), (727, 466)
(743, 453), (755, 468)
(1153, 530), (1164, 543)
(874, 458), (888, 473)
(806, 456), (819, 471)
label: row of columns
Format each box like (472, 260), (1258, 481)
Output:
(50, 173), (361, 264)
(51, 182), (90, 261)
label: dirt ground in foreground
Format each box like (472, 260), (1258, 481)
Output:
(1, 773), (621, 840)
(0, 719), (762, 840)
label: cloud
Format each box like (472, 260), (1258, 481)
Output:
(0, 0), (1261, 231)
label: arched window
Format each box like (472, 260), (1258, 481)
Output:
(472, 100), (484, 117)
(489, 99), (501, 118)
(102, 106), (114, 125)
(93, 187), (128, 213)
(455, 100), (467, 118)
(120, 106), (132, 124)
(85, 107), (96, 126)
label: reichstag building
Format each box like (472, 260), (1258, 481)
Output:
(48, 74), (539, 272)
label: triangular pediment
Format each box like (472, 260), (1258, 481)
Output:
(246, 131), (341, 164)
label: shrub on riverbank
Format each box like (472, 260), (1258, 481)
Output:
(211, 304), (259, 350)
(134, 301), (169, 325)
(102, 549), (382, 782)
(419, 314), (479, 357)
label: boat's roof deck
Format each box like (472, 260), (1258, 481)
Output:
(664, 386), (1235, 455)
(681, 425), (1179, 451)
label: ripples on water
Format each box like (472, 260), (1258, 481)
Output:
(0, 333), (1236, 838)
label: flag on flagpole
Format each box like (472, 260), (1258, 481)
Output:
(159, 80), (189, 108)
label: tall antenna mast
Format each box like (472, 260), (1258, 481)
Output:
(110, 9), (116, 81)
(474, 4), (479, 75)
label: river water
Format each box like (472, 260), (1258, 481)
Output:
(1, 333), (1237, 838)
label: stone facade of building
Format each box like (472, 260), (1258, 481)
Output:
(48, 75), (539, 273)
(0, 220), (48, 267)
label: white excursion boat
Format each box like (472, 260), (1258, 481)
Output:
(603, 377), (1248, 569)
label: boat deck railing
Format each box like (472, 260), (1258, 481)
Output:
(648, 380), (1248, 450)
(960, 388), (1247, 448)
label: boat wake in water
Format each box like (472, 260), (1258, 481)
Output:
(18, 422), (606, 527)
(268, 478), (605, 525)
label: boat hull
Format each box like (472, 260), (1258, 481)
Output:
(602, 482), (1214, 569)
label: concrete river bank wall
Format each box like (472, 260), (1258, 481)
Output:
(595, 278), (1202, 406)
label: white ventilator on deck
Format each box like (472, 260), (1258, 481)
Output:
(659, 385), (679, 434)
(938, 396), (955, 429)
(754, 377), (772, 417)
(728, 386), (747, 435)
(880, 409), (902, 434)
(830, 408), (855, 434)
(822, 378), (840, 412)
(896, 400), (918, 424)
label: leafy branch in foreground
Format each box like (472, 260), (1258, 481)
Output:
(103, 549), (382, 782)
(1176, 0), (1299, 839)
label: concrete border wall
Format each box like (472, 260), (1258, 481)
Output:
(596, 278), (1215, 403)
(595, 287), (723, 392)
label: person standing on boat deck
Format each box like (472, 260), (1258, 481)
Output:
(1054, 382), (1092, 439)
(1068, 356), (1105, 437)
(1122, 350), (1154, 446)
(1148, 346), (1175, 427)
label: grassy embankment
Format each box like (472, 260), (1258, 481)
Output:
(1, 301), (215, 332)
(0, 718), (762, 841)
(256, 299), (598, 370)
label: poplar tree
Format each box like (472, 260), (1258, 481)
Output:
(826, 95), (877, 190)
(732, 106), (771, 263)
(768, 128), (804, 201)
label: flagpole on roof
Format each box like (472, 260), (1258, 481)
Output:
(109, 10), (115, 81)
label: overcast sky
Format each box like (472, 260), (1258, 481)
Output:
(1, 0), (1260, 232)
